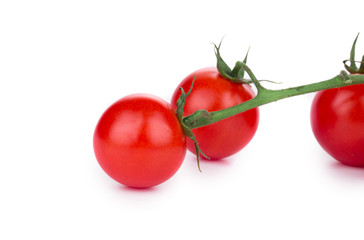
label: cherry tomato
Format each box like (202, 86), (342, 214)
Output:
(171, 67), (259, 160)
(93, 94), (187, 188)
(311, 84), (364, 167)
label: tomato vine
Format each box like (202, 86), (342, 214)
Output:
(180, 38), (364, 130)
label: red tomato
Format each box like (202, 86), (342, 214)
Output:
(171, 67), (259, 160)
(311, 84), (364, 167)
(93, 94), (187, 188)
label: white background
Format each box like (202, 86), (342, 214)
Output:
(1, 0), (364, 239)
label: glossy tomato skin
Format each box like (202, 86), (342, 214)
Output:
(93, 94), (187, 188)
(171, 67), (259, 160)
(311, 84), (364, 167)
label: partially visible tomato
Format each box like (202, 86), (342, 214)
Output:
(171, 67), (259, 160)
(311, 84), (364, 167)
(93, 94), (187, 188)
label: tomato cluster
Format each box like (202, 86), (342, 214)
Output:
(93, 40), (364, 189)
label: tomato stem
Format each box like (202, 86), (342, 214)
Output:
(180, 35), (364, 167)
(183, 36), (364, 130)
(183, 67), (364, 130)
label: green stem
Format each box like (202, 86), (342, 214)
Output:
(183, 68), (364, 130)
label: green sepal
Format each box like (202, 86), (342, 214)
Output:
(214, 40), (251, 84)
(214, 41), (282, 87)
(176, 76), (209, 172)
(231, 47), (250, 79)
(343, 33), (364, 74)
(350, 33), (359, 70)
(358, 55), (364, 73)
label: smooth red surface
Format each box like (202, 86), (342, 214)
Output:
(93, 94), (187, 188)
(171, 67), (259, 160)
(311, 84), (364, 167)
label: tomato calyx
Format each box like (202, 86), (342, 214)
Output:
(214, 40), (282, 85)
(176, 76), (210, 171)
(214, 40), (251, 84)
(343, 33), (364, 74)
